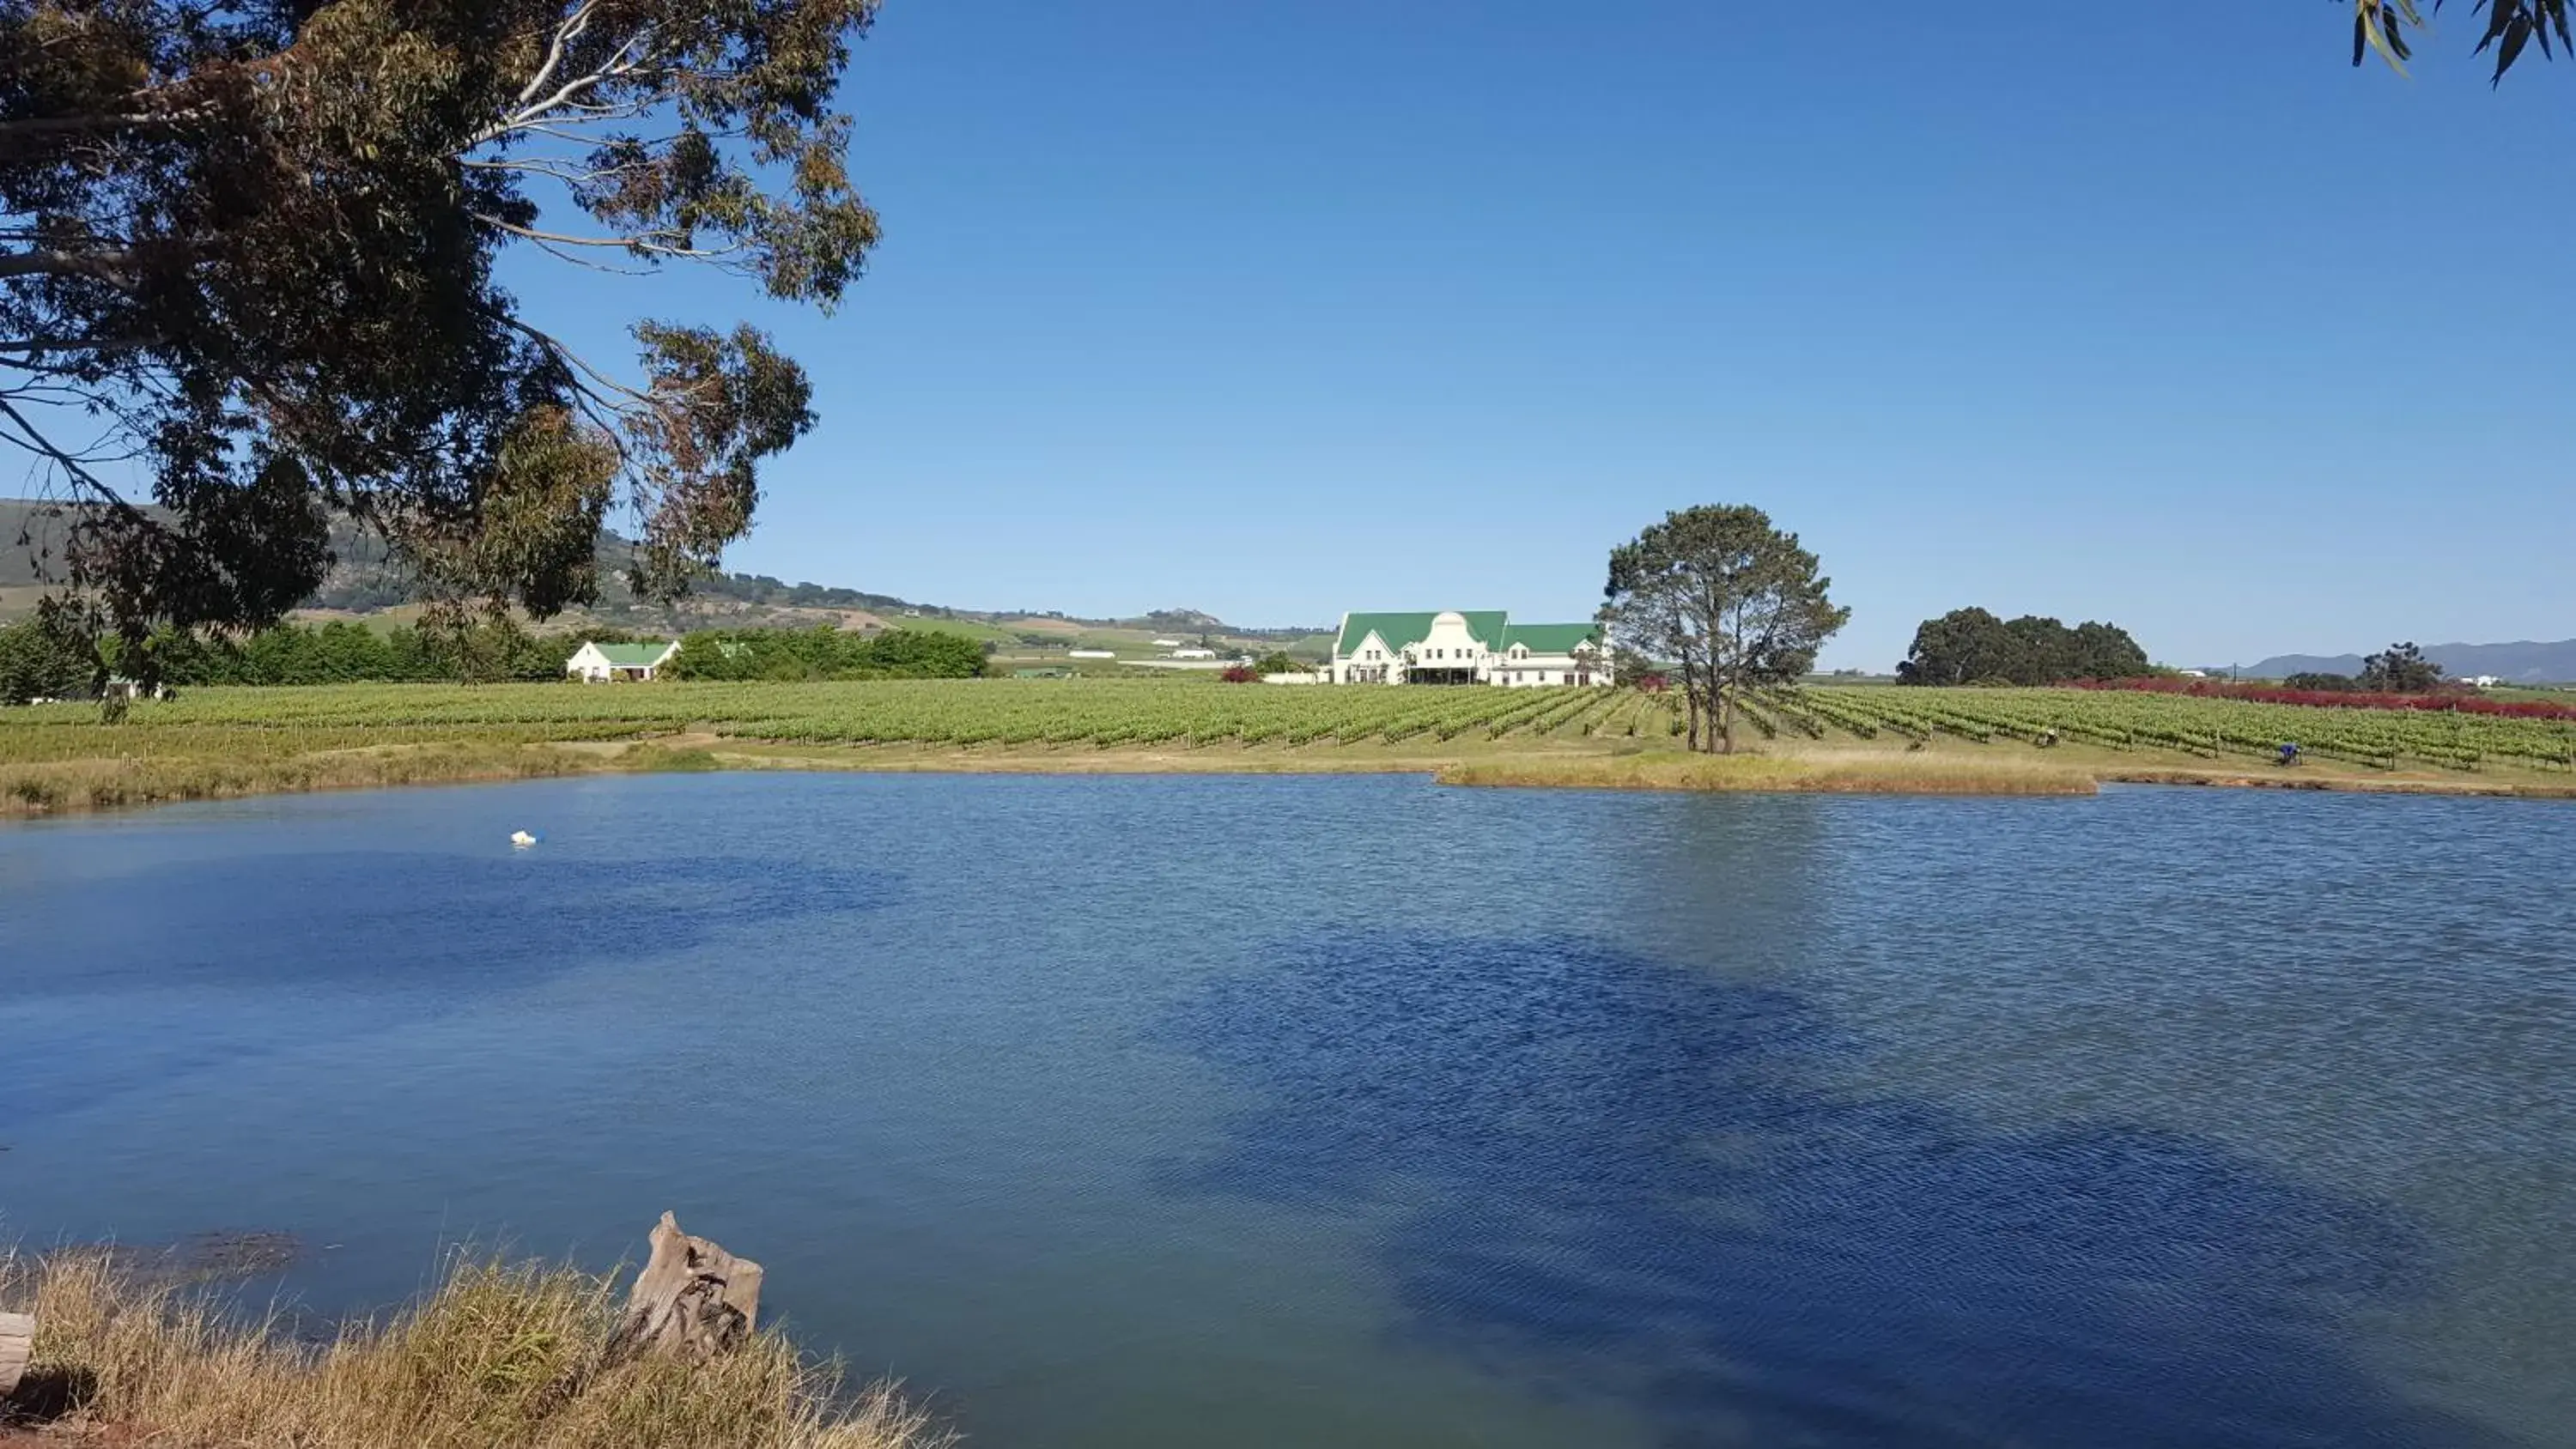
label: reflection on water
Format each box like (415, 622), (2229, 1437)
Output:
(1175, 932), (2497, 1448)
(2, 774), (2570, 1447)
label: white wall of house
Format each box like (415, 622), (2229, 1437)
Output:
(1410, 613), (1493, 678)
(1333, 628), (1397, 684)
(1490, 648), (1603, 688)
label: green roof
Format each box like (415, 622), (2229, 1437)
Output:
(1333, 613), (1600, 659)
(1335, 611), (1508, 656)
(592, 641), (674, 666)
(1500, 622), (1601, 655)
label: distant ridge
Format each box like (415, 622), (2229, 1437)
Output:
(0, 499), (1324, 639)
(2235, 641), (2576, 685)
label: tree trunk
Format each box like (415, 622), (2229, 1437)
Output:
(0, 1311), (32, 1398)
(1711, 684), (1735, 754)
(602, 1213), (764, 1367)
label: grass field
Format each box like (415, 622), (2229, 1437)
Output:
(7, 679), (2576, 816)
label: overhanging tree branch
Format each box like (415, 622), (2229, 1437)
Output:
(0, 0), (875, 671)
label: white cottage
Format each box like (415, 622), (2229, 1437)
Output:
(1327, 611), (1607, 687)
(565, 639), (680, 682)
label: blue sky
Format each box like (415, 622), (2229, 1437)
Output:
(526, 1), (2573, 670)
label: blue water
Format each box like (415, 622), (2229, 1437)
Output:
(3, 773), (2572, 1447)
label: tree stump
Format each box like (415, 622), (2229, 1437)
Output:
(0, 1311), (32, 1398)
(602, 1214), (762, 1367)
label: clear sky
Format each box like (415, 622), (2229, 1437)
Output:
(527, 0), (2573, 670)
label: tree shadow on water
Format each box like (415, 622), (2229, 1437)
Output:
(1160, 935), (2511, 1449)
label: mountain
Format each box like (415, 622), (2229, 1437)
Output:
(0, 500), (1325, 643)
(2237, 642), (2576, 685)
(0, 498), (85, 588)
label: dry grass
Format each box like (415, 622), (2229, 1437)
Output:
(0, 743), (617, 818)
(0, 1248), (945, 1449)
(1436, 748), (2100, 796)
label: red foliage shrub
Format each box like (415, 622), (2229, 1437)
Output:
(2075, 676), (2576, 721)
(1220, 665), (1259, 683)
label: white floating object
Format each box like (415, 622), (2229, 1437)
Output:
(510, 830), (538, 849)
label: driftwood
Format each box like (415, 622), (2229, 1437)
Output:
(0, 1311), (31, 1398)
(602, 1214), (762, 1367)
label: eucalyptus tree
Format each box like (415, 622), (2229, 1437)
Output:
(1, 0), (880, 676)
(2349, 0), (2567, 79)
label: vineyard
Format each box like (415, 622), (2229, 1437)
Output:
(0, 679), (1668, 763)
(1771, 686), (2576, 773)
(7, 679), (2576, 778)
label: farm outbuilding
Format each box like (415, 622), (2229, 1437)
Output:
(566, 640), (680, 682)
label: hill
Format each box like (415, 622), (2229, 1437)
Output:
(2239, 641), (2576, 685)
(0, 499), (1331, 655)
(0, 497), (87, 588)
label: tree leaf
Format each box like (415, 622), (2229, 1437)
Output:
(2496, 15), (2532, 77)
(2354, 1), (2417, 71)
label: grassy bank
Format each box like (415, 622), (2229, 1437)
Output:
(0, 1249), (939, 1449)
(7, 680), (2576, 819)
(0, 740), (635, 817)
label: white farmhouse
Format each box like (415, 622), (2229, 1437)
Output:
(566, 640), (680, 682)
(1170, 646), (1218, 660)
(1327, 610), (1608, 687)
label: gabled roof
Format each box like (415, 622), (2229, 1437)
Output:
(1335, 611), (1507, 657)
(1500, 622), (1601, 655)
(588, 640), (677, 667)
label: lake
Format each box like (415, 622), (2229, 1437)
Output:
(3, 773), (2571, 1448)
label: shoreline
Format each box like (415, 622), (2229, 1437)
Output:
(9, 735), (2576, 822)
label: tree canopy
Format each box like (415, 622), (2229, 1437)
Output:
(1601, 505), (1848, 754)
(1897, 609), (2152, 688)
(0, 610), (90, 700)
(665, 624), (984, 680)
(2359, 640), (2445, 693)
(2350, 0), (2569, 81)
(1, 0), (879, 674)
